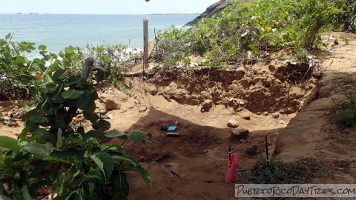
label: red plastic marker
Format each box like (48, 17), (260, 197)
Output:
(225, 153), (238, 183)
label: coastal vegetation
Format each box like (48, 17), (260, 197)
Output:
(153, 0), (355, 67)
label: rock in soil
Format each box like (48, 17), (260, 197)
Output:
(230, 128), (249, 139)
(272, 113), (280, 119)
(227, 119), (239, 128)
(241, 115), (251, 120)
(245, 145), (258, 156)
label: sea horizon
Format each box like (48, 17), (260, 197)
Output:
(0, 14), (198, 56)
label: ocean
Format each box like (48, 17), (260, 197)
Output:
(0, 14), (197, 54)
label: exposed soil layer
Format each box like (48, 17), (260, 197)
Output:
(143, 60), (317, 114)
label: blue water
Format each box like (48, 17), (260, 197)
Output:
(0, 14), (197, 54)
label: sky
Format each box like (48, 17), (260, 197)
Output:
(0, 0), (219, 14)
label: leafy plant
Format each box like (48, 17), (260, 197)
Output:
(153, 0), (345, 67)
(0, 53), (151, 199)
(331, 93), (356, 127)
(237, 156), (323, 184)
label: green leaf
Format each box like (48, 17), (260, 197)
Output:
(21, 185), (33, 200)
(95, 70), (105, 82)
(84, 100), (96, 113)
(23, 142), (54, 159)
(32, 128), (51, 141)
(62, 89), (84, 99)
(134, 166), (152, 187)
(30, 111), (47, 124)
(92, 120), (111, 132)
(57, 129), (63, 148)
(111, 172), (129, 200)
(58, 70), (70, 80)
(102, 56), (111, 64)
(105, 130), (126, 138)
(76, 90), (91, 109)
(86, 130), (106, 140)
(83, 112), (99, 123)
(0, 136), (19, 154)
(111, 156), (137, 167)
(38, 45), (47, 51)
(51, 69), (66, 82)
(44, 151), (81, 165)
(127, 130), (151, 143)
(90, 152), (114, 182)
(20, 119), (39, 139)
(5, 33), (11, 39)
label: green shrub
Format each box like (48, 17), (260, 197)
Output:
(0, 52), (151, 199)
(153, 0), (345, 67)
(332, 93), (356, 127)
(237, 156), (324, 184)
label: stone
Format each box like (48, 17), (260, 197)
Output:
(227, 119), (239, 128)
(335, 160), (350, 168)
(277, 120), (286, 124)
(139, 105), (148, 112)
(263, 112), (269, 116)
(245, 145), (258, 156)
(272, 113), (280, 119)
(201, 99), (213, 112)
(230, 128), (249, 139)
(242, 115), (251, 120)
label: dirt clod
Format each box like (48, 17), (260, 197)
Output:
(230, 128), (249, 139)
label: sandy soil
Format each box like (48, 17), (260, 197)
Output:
(0, 32), (355, 200)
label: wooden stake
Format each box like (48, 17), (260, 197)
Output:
(143, 19), (149, 77)
(265, 135), (270, 167)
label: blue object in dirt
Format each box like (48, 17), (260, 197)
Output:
(167, 126), (177, 131)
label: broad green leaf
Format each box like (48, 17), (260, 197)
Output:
(76, 90), (91, 109)
(21, 185), (33, 200)
(5, 33), (11, 39)
(30, 112), (47, 124)
(84, 100), (96, 113)
(0, 136), (19, 154)
(44, 151), (81, 165)
(52, 92), (65, 103)
(86, 130), (106, 140)
(83, 112), (99, 123)
(62, 89), (84, 99)
(111, 172), (129, 200)
(20, 119), (39, 139)
(32, 128), (51, 141)
(105, 130), (126, 138)
(58, 70), (70, 80)
(102, 56), (111, 64)
(90, 152), (113, 182)
(92, 120), (111, 132)
(64, 77), (81, 86)
(95, 70), (105, 82)
(38, 45), (47, 51)
(111, 156), (137, 167)
(134, 166), (152, 187)
(127, 130), (151, 143)
(23, 142), (54, 159)
(51, 69), (66, 82)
